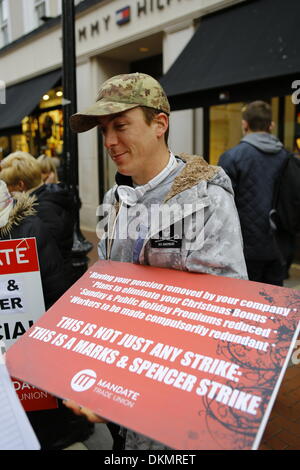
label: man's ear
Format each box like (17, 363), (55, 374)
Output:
(269, 121), (275, 132)
(15, 180), (26, 192)
(153, 113), (169, 139)
(241, 119), (249, 134)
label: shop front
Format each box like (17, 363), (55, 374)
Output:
(0, 69), (63, 162)
(161, 0), (300, 157)
(20, 87), (64, 158)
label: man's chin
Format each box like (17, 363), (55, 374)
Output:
(116, 166), (132, 177)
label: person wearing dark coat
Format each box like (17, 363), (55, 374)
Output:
(29, 182), (75, 282)
(0, 180), (93, 449)
(0, 181), (66, 308)
(219, 101), (289, 286)
(0, 152), (75, 287)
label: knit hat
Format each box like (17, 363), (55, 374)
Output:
(70, 72), (170, 133)
(0, 180), (14, 228)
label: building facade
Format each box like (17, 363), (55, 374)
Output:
(0, 0), (299, 233)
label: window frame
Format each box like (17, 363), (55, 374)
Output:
(0, 0), (9, 46)
(34, 0), (47, 27)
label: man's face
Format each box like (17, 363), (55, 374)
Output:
(98, 107), (163, 183)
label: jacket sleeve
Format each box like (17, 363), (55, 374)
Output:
(26, 217), (68, 309)
(185, 185), (248, 280)
(218, 151), (238, 192)
(36, 200), (65, 242)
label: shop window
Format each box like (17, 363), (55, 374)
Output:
(0, 136), (9, 160)
(38, 110), (63, 156)
(209, 103), (243, 166)
(20, 86), (63, 157)
(284, 95), (297, 153)
(21, 116), (39, 155)
(271, 97), (279, 137)
(296, 110), (300, 154)
(40, 86), (63, 109)
(0, 84), (63, 166)
(11, 134), (28, 153)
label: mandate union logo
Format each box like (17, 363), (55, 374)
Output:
(71, 369), (97, 392)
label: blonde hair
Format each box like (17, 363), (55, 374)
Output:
(37, 155), (58, 183)
(0, 152), (42, 190)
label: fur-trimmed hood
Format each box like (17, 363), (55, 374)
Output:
(111, 153), (233, 208)
(164, 153), (232, 201)
(0, 192), (37, 238)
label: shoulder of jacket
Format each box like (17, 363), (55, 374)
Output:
(103, 186), (117, 203)
(224, 142), (248, 155)
(164, 153), (220, 201)
(0, 193), (37, 237)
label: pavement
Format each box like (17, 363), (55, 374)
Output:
(258, 264), (300, 450)
(65, 231), (300, 451)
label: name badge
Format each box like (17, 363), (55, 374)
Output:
(150, 238), (182, 249)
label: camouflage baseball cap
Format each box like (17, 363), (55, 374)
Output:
(70, 72), (170, 133)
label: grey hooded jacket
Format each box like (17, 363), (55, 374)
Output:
(98, 154), (247, 281)
(97, 154), (247, 450)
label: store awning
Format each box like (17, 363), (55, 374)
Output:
(161, 0), (300, 110)
(0, 69), (61, 131)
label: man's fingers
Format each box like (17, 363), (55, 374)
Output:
(80, 407), (107, 423)
(63, 399), (82, 416)
(63, 399), (107, 423)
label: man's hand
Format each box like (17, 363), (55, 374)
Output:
(63, 399), (107, 423)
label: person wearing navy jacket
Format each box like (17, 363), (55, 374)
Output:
(219, 101), (289, 286)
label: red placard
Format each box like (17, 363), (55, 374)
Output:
(0, 238), (58, 411)
(6, 260), (300, 450)
(12, 379), (58, 412)
(0, 239), (40, 275)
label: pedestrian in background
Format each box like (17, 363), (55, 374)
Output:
(219, 101), (289, 286)
(0, 152), (75, 286)
(0, 179), (93, 449)
(0, 179), (65, 308)
(37, 154), (59, 184)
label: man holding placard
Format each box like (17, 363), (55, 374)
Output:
(65, 73), (248, 450)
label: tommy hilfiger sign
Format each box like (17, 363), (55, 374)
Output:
(77, 0), (185, 42)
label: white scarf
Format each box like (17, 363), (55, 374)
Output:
(117, 152), (178, 206)
(0, 181), (14, 228)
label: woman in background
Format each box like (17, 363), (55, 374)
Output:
(37, 154), (59, 184)
(0, 179), (65, 308)
(0, 152), (75, 286)
(0, 180), (93, 449)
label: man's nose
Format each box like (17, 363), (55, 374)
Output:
(104, 128), (118, 149)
